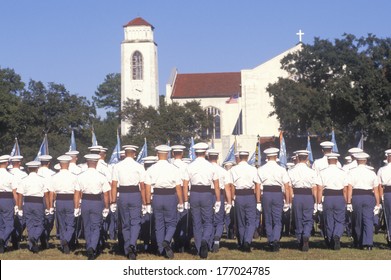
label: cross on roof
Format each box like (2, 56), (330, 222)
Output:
(296, 29), (304, 42)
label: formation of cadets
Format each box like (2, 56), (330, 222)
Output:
(0, 140), (390, 259)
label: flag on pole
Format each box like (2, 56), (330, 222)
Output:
(167, 139), (171, 161)
(279, 131), (287, 168)
(331, 129), (339, 153)
(69, 130), (77, 152)
(189, 137), (196, 161)
(248, 151), (256, 165)
(35, 134), (49, 161)
(109, 130), (121, 164)
(256, 136), (261, 166)
(357, 131), (364, 150)
(92, 128), (98, 146)
(223, 137), (237, 163)
(306, 133), (314, 163)
(10, 137), (21, 157)
(136, 138), (147, 163)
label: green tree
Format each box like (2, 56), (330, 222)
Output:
(268, 34), (391, 166)
(93, 73), (121, 118)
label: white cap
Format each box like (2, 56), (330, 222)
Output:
(155, 145), (171, 153)
(88, 145), (103, 152)
(142, 156), (158, 164)
(122, 145), (138, 151)
(326, 153), (340, 159)
(264, 147), (279, 156)
(65, 151), (79, 156)
(39, 155), (52, 161)
(294, 150), (309, 156)
(234, 152), (239, 157)
(223, 161), (235, 167)
(171, 145), (186, 152)
(193, 142), (209, 152)
(320, 141), (334, 149)
(354, 152), (370, 160)
(344, 155), (352, 161)
(84, 154), (101, 161)
(182, 158), (191, 164)
(206, 149), (219, 156)
(53, 163), (61, 170)
(348, 147), (363, 154)
(238, 150), (249, 156)
(10, 155), (23, 162)
(0, 155), (11, 163)
(57, 155), (72, 162)
(119, 150), (125, 156)
(100, 147), (108, 153)
(384, 149), (391, 156)
(26, 161), (41, 168)
(286, 162), (295, 169)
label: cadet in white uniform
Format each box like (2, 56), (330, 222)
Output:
(76, 154), (110, 259)
(65, 150), (82, 175)
(347, 152), (380, 250)
(258, 148), (291, 252)
(342, 147), (363, 172)
(312, 141), (341, 174)
(145, 145), (183, 258)
(111, 145), (146, 260)
(17, 161), (51, 253)
(377, 149), (391, 247)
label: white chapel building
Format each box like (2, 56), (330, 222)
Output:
(120, 17), (302, 159)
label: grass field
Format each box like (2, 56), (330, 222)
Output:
(1, 231), (390, 260)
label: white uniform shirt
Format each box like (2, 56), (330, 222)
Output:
(37, 166), (56, 178)
(313, 155), (341, 174)
(172, 158), (188, 182)
(9, 168), (28, 180)
(316, 164), (348, 190)
(228, 161), (260, 189)
(377, 163), (391, 186)
(17, 172), (51, 197)
(77, 168), (111, 194)
(51, 169), (79, 194)
(69, 162), (82, 175)
(0, 168), (17, 192)
(257, 161), (290, 192)
(145, 160), (182, 189)
(348, 165), (379, 190)
(97, 159), (112, 183)
(289, 163), (317, 189)
(111, 157), (146, 187)
(212, 162), (230, 189)
(343, 160), (357, 172)
(184, 157), (219, 187)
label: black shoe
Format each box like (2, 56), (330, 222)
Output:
(302, 237), (309, 252)
(63, 241), (70, 254)
(242, 242), (251, 252)
(333, 236), (341, 250)
(31, 241), (39, 254)
(162, 240), (174, 259)
(87, 247), (95, 260)
(200, 240), (208, 259)
(127, 245), (137, 260)
(272, 241), (280, 252)
(40, 236), (48, 250)
(0, 239), (5, 254)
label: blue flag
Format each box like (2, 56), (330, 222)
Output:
(35, 134), (49, 161)
(109, 130), (121, 164)
(10, 137), (21, 157)
(279, 131), (287, 167)
(92, 129), (98, 146)
(223, 140), (236, 163)
(331, 129), (339, 153)
(357, 131), (364, 150)
(306, 134), (314, 163)
(136, 138), (148, 163)
(69, 130), (77, 152)
(167, 139), (171, 160)
(257, 139), (261, 166)
(189, 137), (196, 161)
(248, 152), (256, 165)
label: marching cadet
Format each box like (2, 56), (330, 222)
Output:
(183, 142), (220, 259)
(289, 150), (317, 251)
(111, 145), (146, 260)
(0, 155), (18, 253)
(65, 151), (82, 175)
(144, 145), (183, 259)
(342, 148), (363, 171)
(207, 149), (232, 252)
(347, 152), (380, 250)
(316, 153), (348, 250)
(16, 161), (51, 253)
(258, 148), (291, 252)
(228, 150), (260, 252)
(377, 149), (391, 248)
(223, 161), (235, 239)
(76, 154), (110, 259)
(312, 141), (341, 174)
(51, 155), (79, 254)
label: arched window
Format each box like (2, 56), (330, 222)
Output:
(204, 107), (221, 139)
(132, 51), (143, 80)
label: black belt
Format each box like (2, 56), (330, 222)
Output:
(293, 188), (312, 195)
(353, 189), (373, 196)
(384, 185), (391, 193)
(323, 189), (343, 196)
(0, 192), (13, 198)
(24, 196), (43, 203)
(56, 193), (74, 200)
(191, 185), (211, 193)
(154, 188), (176, 195)
(119, 185), (139, 193)
(235, 189), (254, 195)
(83, 194), (102, 201)
(263, 185), (282, 193)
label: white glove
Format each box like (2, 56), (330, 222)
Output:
(45, 209), (50, 216)
(74, 208), (81, 217)
(142, 204), (147, 216)
(49, 207), (55, 215)
(317, 203), (323, 212)
(102, 208), (109, 218)
(146, 204), (152, 214)
(177, 204), (184, 213)
(283, 203), (290, 212)
(14, 205), (19, 215)
(225, 203), (232, 214)
(110, 203), (117, 213)
(214, 201), (221, 213)
(374, 205), (381, 216)
(232, 198), (235, 207)
(256, 203), (262, 212)
(184, 201), (190, 210)
(347, 203), (353, 212)
(17, 210), (23, 217)
(313, 203), (318, 214)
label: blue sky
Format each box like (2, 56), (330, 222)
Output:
(1, 0), (390, 116)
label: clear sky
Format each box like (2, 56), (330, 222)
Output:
(1, 0), (390, 116)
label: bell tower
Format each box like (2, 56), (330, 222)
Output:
(121, 17), (159, 135)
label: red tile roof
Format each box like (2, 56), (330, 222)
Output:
(123, 17), (154, 29)
(171, 72), (241, 99)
